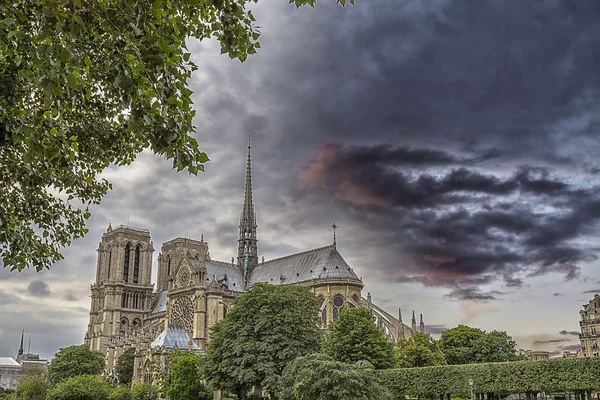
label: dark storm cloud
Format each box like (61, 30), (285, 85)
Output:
(559, 330), (580, 336)
(445, 288), (505, 302)
(534, 338), (569, 345)
(27, 280), (51, 297)
(561, 344), (581, 352)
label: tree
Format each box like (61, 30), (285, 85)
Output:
(322, 307), (396, 370)
(48, 375), (112, 400)
(110, 386), (132, 400)
(164, 352), (211, 400)
(0, 0), (353, 272)
(115, 347), (136, 386)
(396, 332), (445, 368)
(47, 345), (105, 385)
(279, 354), (392, 400)
(130, 383), (159, 400)
(472, 330), (523, 363)
(439, 325), (485, 365)
(203, 283), (321, 399)
(15, 375), (50, 400)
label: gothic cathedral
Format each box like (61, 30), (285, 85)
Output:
(85, 142), (425, 383)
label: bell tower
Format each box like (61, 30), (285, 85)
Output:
(85, 224), (154, 354)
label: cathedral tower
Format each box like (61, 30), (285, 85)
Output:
(85, 225), (154, 353)
(237, 135), (258, 287)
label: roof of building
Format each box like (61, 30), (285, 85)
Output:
(249, 244), (361, 285)
(150, 327), (201, 350)
(206, 260), (244, 291)
(150, 290), (168, 314)
(0, 357), (21, 367)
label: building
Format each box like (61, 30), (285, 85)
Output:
(522, 350), (550, 361)
(562, 351), (579, 359)
(84, 141), (424, 384)
(0, 358), (21, 391)
(579, 294), (600, 357)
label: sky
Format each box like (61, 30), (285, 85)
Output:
(1, 0), (600, 360)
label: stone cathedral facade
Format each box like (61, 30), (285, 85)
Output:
(84, 143), (425, 384)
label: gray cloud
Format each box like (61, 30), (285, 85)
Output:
(27, 281), (51, 297)
(559, 330), (580, 336)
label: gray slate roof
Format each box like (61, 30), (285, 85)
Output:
(150, 290), (168, 314)
(249, 244), (361, 285)
(150, 326), (200, 350)
(206, 260), (244, 291)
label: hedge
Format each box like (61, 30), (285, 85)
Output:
(378, 358), (600, 399)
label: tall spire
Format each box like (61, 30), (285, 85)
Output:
(332, 222), (337, 247)
(411, 311), (417, 334)
(420, 313), (425, 333)
(238, 132), (258, 287)
(18, 329), (24, 356)
(398, 308), (405, 340)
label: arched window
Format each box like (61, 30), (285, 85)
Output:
(318, 296), (327, 328)
(332, 295), (344, 320)
(167, 255), (171, 276)
(120, 317), (129, 334)
(107, 249), (112, 280)
(352, 294), (360, 306)
(133, 245), (141, 284)
(123, 244), (131, 282)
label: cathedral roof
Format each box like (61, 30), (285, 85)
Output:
(149, 290), (168, 314)
(206, 260), (244, 291)
(150, 326), (201, 350)
(249, 244), (362, 286)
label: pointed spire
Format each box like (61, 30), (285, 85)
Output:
(411, 311), (417, 334)
(238, 133), (258, 288)
(18, 330), (24, 356)
(420, 313), (425, 333)
(367, 292), (372, 313)
(398, 308), (405, 340)
(332, 222), (337, 248)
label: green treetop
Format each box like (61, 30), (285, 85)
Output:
(203, 283), (321, 399)
(48, 375), (112, 400)
(164, 352), (211, 400)
(322, 307), (396, 370)
(472, 330), (524, 363)
(115, 347), (135, 386)
(396, 332), (446, 368)
(47, 345), (105, 385)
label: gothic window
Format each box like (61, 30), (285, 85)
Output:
(171, 296), (194, 334)
(133, 245), (141, 284)
(108, 249), (112, 279)
(167, 255), (171, 276)
(322, 308), (327, 327)
(352, 294), (360, 306)
(119, 317), (129, 334)
(177, 266), (191, 288)
(332, 295), (344, 320)
(123, 244), (131, 282)
(132, 318), (142, 330)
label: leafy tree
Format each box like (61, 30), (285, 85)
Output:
(439, 325), (484, 365)
(115, 347), (136, 386)
(396, 332), (446, 368)
(48, 345), (105, 385)
(164, 352), (211, 400)
(15, 374), (50, 400)
(472, 330), (523, 363)
(110, 386), (132, 400)
(48, 375), (112, 400)
(279, 354), (392, 400)
(0, 0), (353, 273)
(130, 383), (159, 400)
(322, 307), (396, 369)
(203, 283), (321, 399)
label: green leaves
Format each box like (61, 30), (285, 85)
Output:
(47, 345), (105, 386)
(164, 352), (212, 400)
(114, 347), (136, 386)
(396, 332), (446, 368)
(322, 307), (397, 370)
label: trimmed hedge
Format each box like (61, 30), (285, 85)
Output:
(378, 358), (600, 398)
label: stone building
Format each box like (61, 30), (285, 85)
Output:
(0, 358), (21, 391)
(579, 294), (600, 357)
(85, 141), (423, 384)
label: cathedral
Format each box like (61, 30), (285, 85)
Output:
(84, 141), (425, 383)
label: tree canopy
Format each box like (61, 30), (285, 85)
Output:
(203, 283), (322, 398)
(115, 347), (136, 386)
(396, 332), (446, 368)
(47, 345), (105, 385)
(472, 330), (523, 363)
(279, 354), (392, 400)
(48, 375), (112, 400)
(164, 352), (212, 400)
(0, 0), (353, 272)
(15, 374), (50, 400)
(439, 325), (485, 365)
(130, 383), (159, 400)
(322, 307), (396, 370)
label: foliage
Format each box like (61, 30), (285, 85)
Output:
(110, 386), (132, 400)
(115, 347), (136, 386)
(47, 345), (105, 385)
(378, 358), (600, 398)
(279, 353), (392, 400)
(130, 383), (159, 400)
(439, 325), (485, 365)
(164, 352), (211, 400)
(396, 332), (446, 368)
(0, 0), (353, 273)
(322, 307), (396, 370)
(203, 283), (322, 398)
(48, 375), (112, 400)
(472, 330), (523, 363)
(15, 374), (50, 400)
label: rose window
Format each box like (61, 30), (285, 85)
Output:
(171, 296), (194, 334)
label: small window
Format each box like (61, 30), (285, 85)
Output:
(332, 295), (344, 320)
(322, 308), (327, 328)
(133, 245), (141, 284)
(123, 244), (131, 282)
